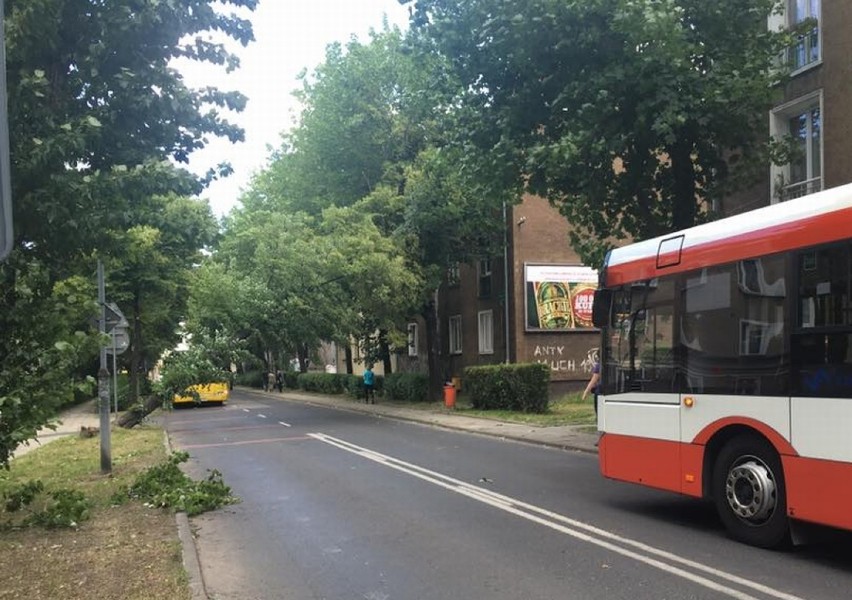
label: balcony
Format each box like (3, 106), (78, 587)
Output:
(779, 176), (822, 201)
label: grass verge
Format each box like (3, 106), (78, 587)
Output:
(0, 425), (191, 600)
(376, 391), (596, 427)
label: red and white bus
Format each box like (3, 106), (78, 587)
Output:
(591, 182), (852, 548)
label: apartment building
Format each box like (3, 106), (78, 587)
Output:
(770, 0), (852, 201)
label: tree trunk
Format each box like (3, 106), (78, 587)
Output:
(117, 394), (162, 428)
(670, 136), (697, 231)
(344, 345), (354, 374)
(379, 329), (392, 375)
(422, 289), (443, 401)
(128, 291), (144, 407)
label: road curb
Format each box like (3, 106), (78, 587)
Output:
(164, 430), (209, 600)
(177, 512), (207, 600)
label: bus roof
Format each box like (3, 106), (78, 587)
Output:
(602, 183), (852, 287)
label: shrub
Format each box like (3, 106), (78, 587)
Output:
(464, 363), (550, 413)
(298, 372), (348, 394)
(235, 370), (265, 389)
(345, 374), (384, 399)
(383, 373), (428, 403)
(283, 371), (299, 389)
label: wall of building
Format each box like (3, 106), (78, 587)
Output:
(819, 0), (852, 189)
(508, 194), (599, 386)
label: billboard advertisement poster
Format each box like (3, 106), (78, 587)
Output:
(525, 264), (598, 330)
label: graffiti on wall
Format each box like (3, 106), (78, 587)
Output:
(532, 345), (599, 374)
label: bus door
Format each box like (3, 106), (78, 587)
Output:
(600, 278), (680, 452)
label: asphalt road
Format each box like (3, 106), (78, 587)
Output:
(164, 389), (852, 600)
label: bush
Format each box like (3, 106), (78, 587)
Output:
(298, 372), (349, 394)
(383, 373), (428, 403)
(344, 374), (384, 400)
(283, 371), (299, 389)
(235, 370), (265, 389)
(464, 363), (550, 413)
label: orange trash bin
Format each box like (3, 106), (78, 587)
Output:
(443, 384), (456, 409)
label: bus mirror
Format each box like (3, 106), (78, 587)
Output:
(592, 289), (611, 328)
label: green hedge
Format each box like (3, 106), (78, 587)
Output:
(383, 373), (428, 403)
(463, 363), (550, 413)
(235, 370), (265, 389)
(297, 372), (351, 394)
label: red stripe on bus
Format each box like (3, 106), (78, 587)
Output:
(691, 417), (798, 456)
(784, 456), (852, 530)
(598, 433), (687, 495)
(606, 205), (852, 286)
(600, 432), (852, 531)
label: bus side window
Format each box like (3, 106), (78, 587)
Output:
(628, 279), (675, 393)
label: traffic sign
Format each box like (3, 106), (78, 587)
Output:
(106, 326), (129, 355)
(104, 301), (128, 332)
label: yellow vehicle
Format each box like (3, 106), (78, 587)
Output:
(173, 382), (230, 406)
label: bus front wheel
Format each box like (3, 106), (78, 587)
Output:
(712, 434), (790, 548)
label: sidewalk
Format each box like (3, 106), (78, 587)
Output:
(246, 387), (600, 454)
(11, 399), (102, 460)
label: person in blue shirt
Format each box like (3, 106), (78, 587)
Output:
(363, 365), (375, 404)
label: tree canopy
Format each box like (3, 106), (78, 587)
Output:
(405, 0), (792, 265)
(0, 0), (257, 466)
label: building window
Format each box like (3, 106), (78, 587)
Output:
(786, 0), (820, 72)
(449, 315), (462, 355)
(447, 262), (459, 286)
(770, 91), (823, 202)
(478, 258), (492, 298)
(407, 323), (418, 357)
(478, 310), (494, 354)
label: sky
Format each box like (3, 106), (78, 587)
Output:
(179, 1), (411, 218)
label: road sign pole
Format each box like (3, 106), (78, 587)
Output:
(97, 261), (112, 473)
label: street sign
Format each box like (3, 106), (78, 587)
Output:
(105, 326), (129, 355)
(104, 301), (129, 332)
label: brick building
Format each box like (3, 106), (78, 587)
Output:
(371, 1), (852, 395)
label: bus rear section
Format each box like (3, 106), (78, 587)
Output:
(173, 382), (230, 406)
(591, 183), (852, 548)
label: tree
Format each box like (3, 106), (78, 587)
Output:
(106, 192), (219, 406)
(406, 0), (794, 265)
(0, 0), (256, 465)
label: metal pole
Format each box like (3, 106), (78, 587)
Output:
(502, 200), (511, 364)
(112, 330), (118, 422)
(97, 261), (112, 473)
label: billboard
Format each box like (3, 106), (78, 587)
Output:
(525, 264), (598, 330)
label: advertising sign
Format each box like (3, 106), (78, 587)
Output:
(525, 264), (598, 330)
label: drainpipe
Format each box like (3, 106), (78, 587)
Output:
(502, 200), (511, 364)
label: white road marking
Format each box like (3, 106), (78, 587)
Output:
(309, 433), (804, 600)
(257, 414), (267, 419)
(279, 421), (292, 428)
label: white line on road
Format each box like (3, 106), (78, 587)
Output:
(257, 414), (267, 419)
(279, 421), (292, 428)
(308, 432), (804, 600)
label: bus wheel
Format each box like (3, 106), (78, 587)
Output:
(712, 434), (789, 548)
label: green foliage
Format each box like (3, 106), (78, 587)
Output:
(407, 0), (794, 265)
(235, 370), (266, 389)
(343, 374), (384, 399)
(464, 363), (551, 413)
(383, 373), (429, 403)
(126, 451), (239, 517)
(2, 479), (91, 529)
(26, 489), (91, 529)
(298, 373), (350, 395)
(3, 480), (44, 512)
(154, 329), (244, 402)
(0, 0), (256, 467)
